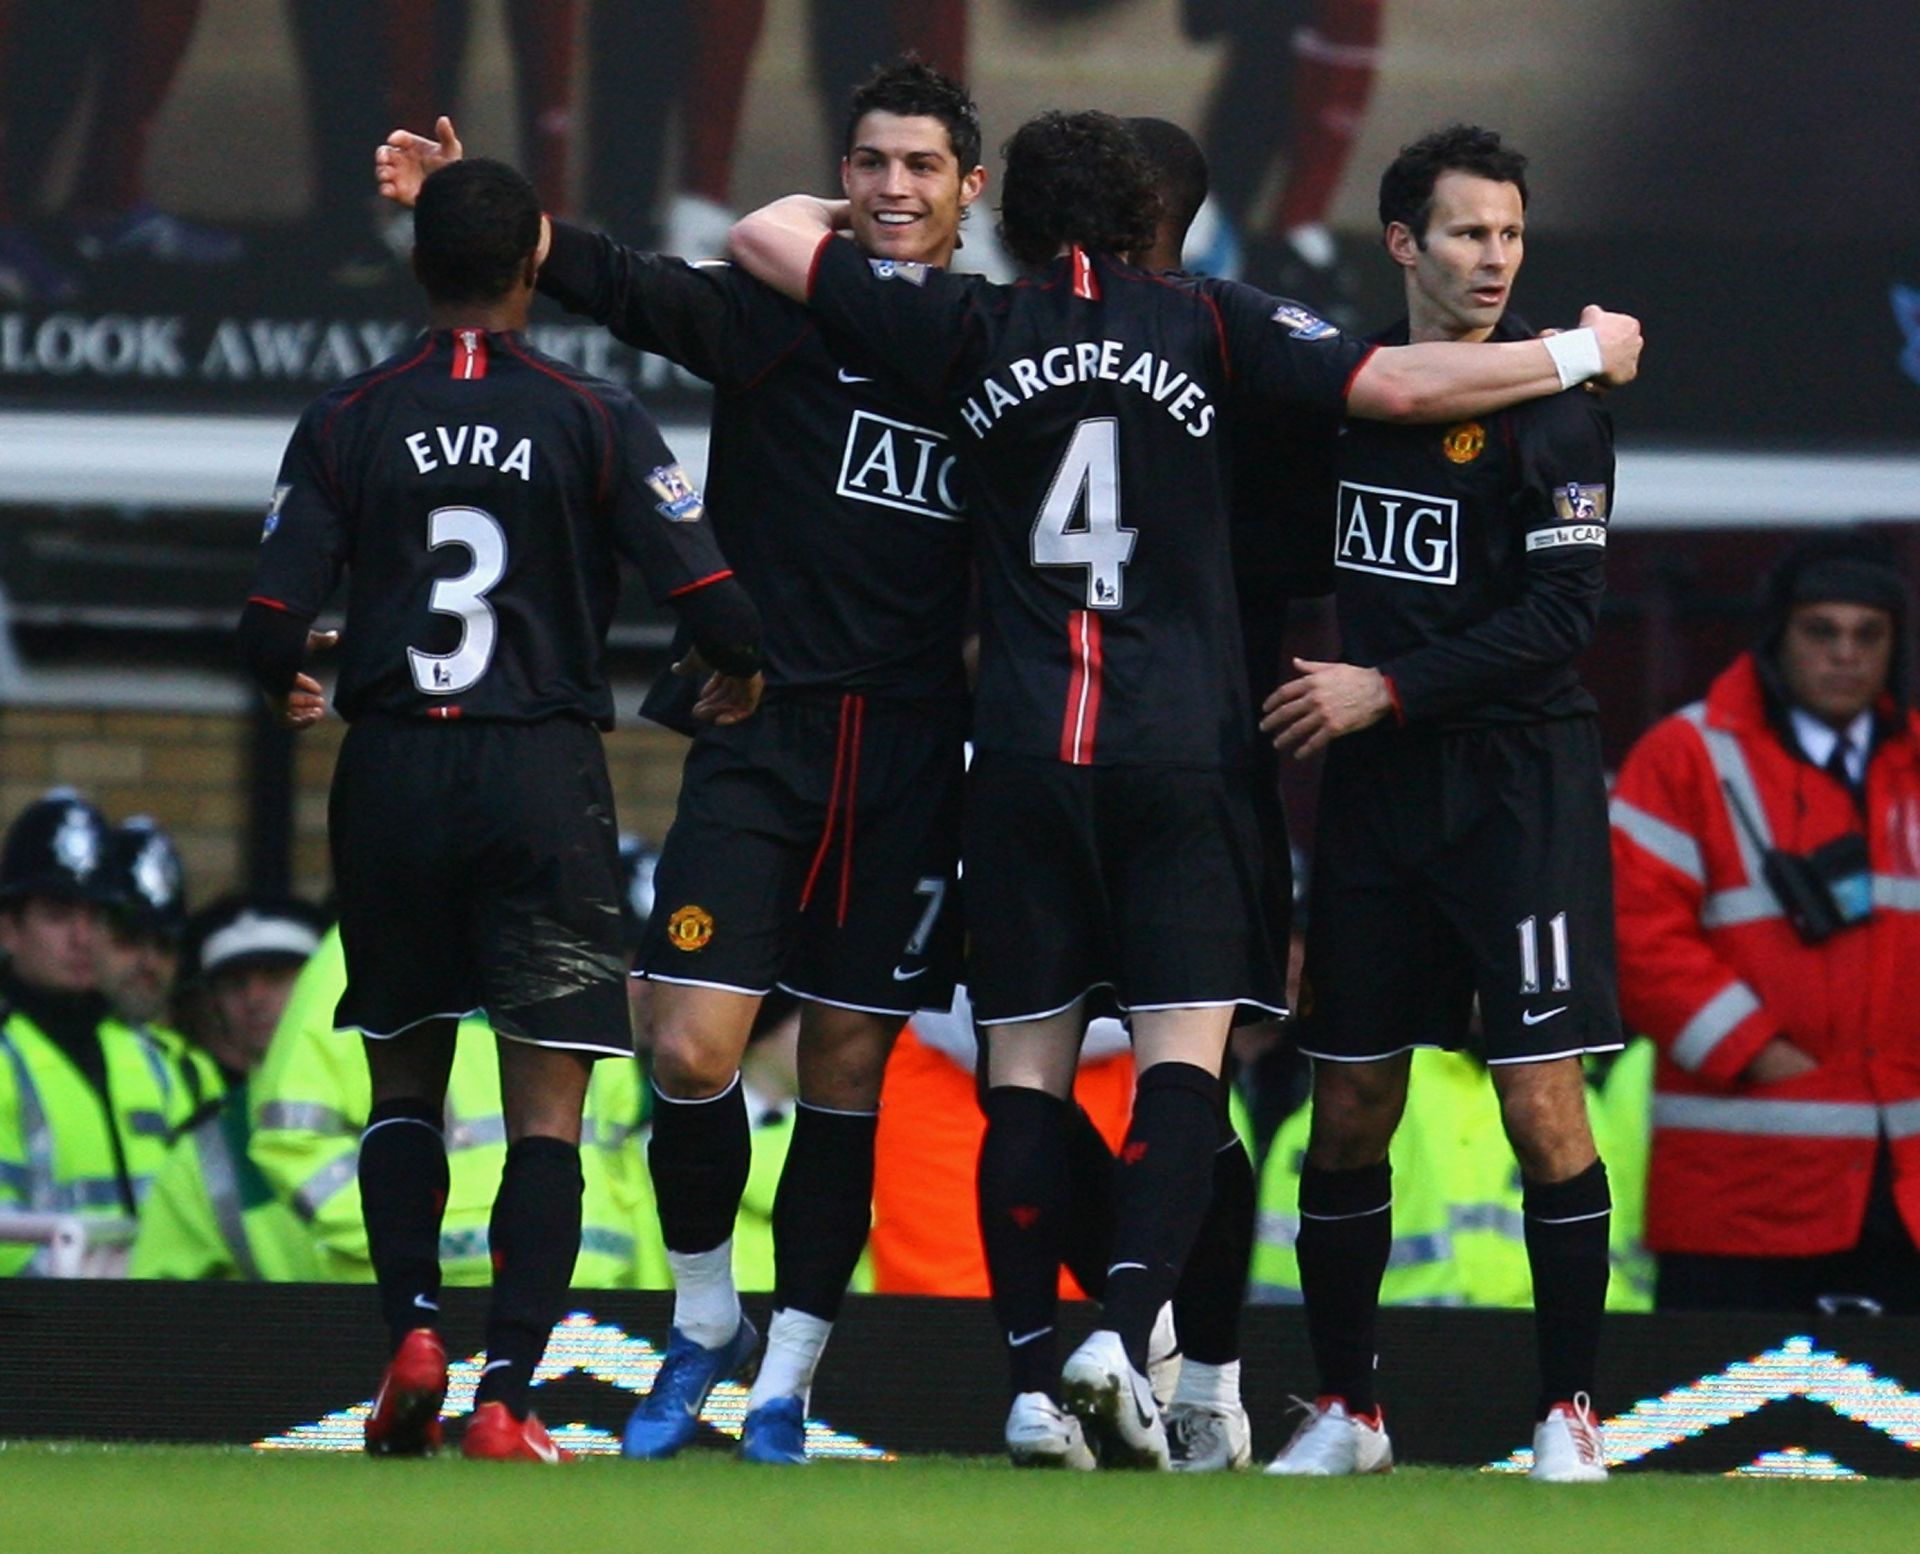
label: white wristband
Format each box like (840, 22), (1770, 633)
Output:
(1543, 327), (1604, 390)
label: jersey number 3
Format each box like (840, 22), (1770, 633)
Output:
(408, 505), (507, 696)
(1031, 418), (1135, 610)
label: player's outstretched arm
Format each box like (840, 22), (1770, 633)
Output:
(374, 115), (463, 209)
(728, 195), (852, 302)
(1350, 306), (1642, 422)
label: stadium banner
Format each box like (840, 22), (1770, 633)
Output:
(3, 1282), (1919, 1476)
(0, 0), (1914, 445)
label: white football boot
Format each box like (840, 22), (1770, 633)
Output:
(1061, 1329), (1169, 1470)
(1263, 1396), (1393, 1476)
(1530, 1394), (1609, 1483)
(1167, 1400), (1253, 1472)
(1005, 1391), (1096, 1470)
(1146, 1302), (1182, 1410)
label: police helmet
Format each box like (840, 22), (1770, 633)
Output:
(92, 816), (189, 941)
(0, 789), (110, 906)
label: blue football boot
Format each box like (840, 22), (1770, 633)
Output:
(621, 1317), (760, 1459)
(738, 1395), (808, 1465)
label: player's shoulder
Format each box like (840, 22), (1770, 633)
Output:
(501, 331), (653, 423)
(1493, 314), (1614, 443)
(299, 334), (437, 427)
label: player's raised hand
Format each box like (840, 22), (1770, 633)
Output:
(693, 671), (764, 726)
(375, 115), (463, 208)
(1260, 658), (1394, 759)
(1581, 305), (1643, 388)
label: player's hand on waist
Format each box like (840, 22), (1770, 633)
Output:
(1260, 659), (1392, 759)
(693, 671), (764, 727)
(375, 115), (464, 209)
(1581, 304), (1643, 388)
(267, 670), (327, 731)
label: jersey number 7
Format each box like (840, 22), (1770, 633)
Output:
(1031, 418), (1136, 611)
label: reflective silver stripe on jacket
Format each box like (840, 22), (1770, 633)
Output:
(1884, 1099), (1920, 1141)
(1670, 982), (1764, 1073)
(192, 1117), (260, 1279)
(255, 1100), (354, 1136)
(1700, 886), (1783, 928)
(1449, 1202), (1528, 1241)
(1385, 1230), (1454, 1269)
(1680, 703), (1775, 883)
(1610, 798), (1705, 883)
(1872, 876), (1920, 913)
(48, 1177), (135, 1211)
(1652, 1094), (1880, 1138)
(1256, 1209), (1298, 1248)
(127, 1109), (171, 1139)
(0, 1030), (55, 1211)
(290, 1153), (359, 1221)
(1248, 1282), (1306, 1305)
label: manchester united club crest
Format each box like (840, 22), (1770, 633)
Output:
(1442, 422), (1485, 464)
(666, 904), (715, 951)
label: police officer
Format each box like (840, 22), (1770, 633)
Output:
(0, 792), (203, 1274)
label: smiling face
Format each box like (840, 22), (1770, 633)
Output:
(1387, 170), (1525, 343)
(841, 110), (985, 269)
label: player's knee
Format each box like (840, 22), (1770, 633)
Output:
(1307, 1063), (1405, 1164)
(650, 1028), (742, 1099)
(1494, 1067), (1595, 1178)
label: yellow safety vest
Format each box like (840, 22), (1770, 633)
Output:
(247, 929), (654, 1287)
(1, 1008), (202, 1275)
(1251, 1049), (1652, 1311)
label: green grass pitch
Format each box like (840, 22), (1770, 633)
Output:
(4, 1445), (1918, 1554)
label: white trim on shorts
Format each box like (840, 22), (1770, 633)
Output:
(340, 1007), (631, 1059)
(340, 1007), (484, 1041)
(774, 980), (918, 1020)
(1485, 1041), (1625, 1066)
(636, 970), (776, 997)
(1298, 1038), (1626, 1066)
(974, 980), (1119, 1028)
(977, 985), (1287, 1028)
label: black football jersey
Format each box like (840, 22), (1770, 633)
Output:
(806, 241), (1369, 767)
(538, 222), (971, 701)
(249, 328), (731, 726)
(1331, 315), (1614, 730)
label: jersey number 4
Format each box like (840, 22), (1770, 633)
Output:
(1031, 418), (1136, 610)
(408, 505), (507, 696)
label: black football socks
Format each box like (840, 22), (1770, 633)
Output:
(647, 1074), (752, 1254)
(1523, 1158), (1612, 1419)
(1103, 1061), (1220, 1376)
(1174, 1122), (1258, 1367)
(772, 1101), (879, 1323)
(978, 1085), (1073, 1397)
(359, 1098), (448, 1354)
(475, 1136), (583, 1418)
(1059, 1100), (1117, 1300)
(1295, 1158), (1392, 1413)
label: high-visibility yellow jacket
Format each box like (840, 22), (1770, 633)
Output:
(127, 1079), (321, 1282)
(247, 930), (661, 1288)
(1251, 1048), (1653, 1311)
(1, 1006), (206, 1276)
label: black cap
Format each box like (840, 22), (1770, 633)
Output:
(0, 789), (110, 905)
(1757, 528), (1910, 709)
(179, 894), (327, 984)
(91, 817), (188, 941)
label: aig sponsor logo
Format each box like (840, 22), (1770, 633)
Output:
(1334, 481), (1458, 585)
(836, 409), (965, 523)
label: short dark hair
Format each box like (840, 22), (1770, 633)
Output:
(1126, 117), (1209, 246)
(412, 158), (542, 303)
(843, 57), (982, 173)
(1378, 124), (1528, 244)
(997, 111), (1162, 270)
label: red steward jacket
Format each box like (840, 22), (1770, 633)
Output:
(1609, 653), (1920, 1257)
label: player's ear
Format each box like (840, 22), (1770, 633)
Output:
(959, 164), (987, 211)
(840, 156), (854, 199)
(1383, 220), (1420, 270)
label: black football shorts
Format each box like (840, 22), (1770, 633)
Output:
(329, 714), (634, 1056)
(964, 752), (1288, 1026)
(1301, 717), (1623, 1066)
(636, 692), (965, 1017)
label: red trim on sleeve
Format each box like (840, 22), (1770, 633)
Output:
(666, 568), (734, 598)
(246, 595), (290, 613)
(1341, 342), (1381, 403)
(1059, 610), (1105, 765)
(1383, 673), (1406, 725)
(805, 231), (836, 300)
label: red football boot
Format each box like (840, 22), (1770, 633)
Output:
(364, 1327), (449, 1456)
(461, 1402), (570, 1463)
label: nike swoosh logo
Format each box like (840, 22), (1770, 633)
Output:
(837, 368), (873, 385)
(891, 964), (927, 981)
(1132, 1383), (1157, 1432)
(1007, 1327), (1053, 1348)
(412, 1293), (439, 1311)
(532, 1434), (560, 1463)
(1522, 1006), (1568, 1026)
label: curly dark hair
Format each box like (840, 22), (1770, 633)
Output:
(1377, 124), (1528, 245)
(843, 56), (982, 172)
(412, 158), (541, 303)
(997, 110), (1162, 270)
